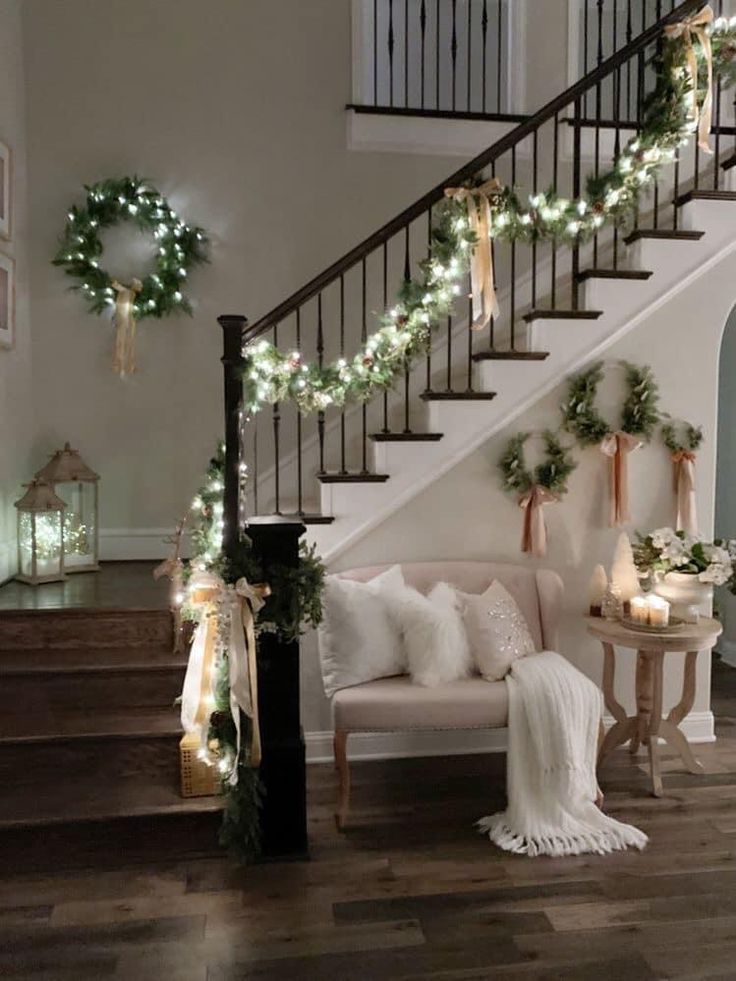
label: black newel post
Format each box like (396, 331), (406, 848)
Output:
(218, 314), (309, 861)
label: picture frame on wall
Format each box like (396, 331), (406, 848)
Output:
(0, 140), (9, 240)
(0, 252), (15, 349)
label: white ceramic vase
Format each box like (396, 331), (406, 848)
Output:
(653, 571), (713, 622)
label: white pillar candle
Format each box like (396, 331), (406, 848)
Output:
(630, 596), (648, 624)
(648, 596), (670, 628)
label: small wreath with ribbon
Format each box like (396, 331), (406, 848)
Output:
(53, 176), (208, 377)
(561, 360), (660, 526)
(499, 431), (577, 557)
(661, 419), (703, 535)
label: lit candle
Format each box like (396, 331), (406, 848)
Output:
(647, 596), (670, 628)
(630, 596), (648, 624)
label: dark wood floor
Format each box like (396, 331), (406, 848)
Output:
(4, 663), (736, 980)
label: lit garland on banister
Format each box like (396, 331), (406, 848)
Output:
(243, 13), (736, 416)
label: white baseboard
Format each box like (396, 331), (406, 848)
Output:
(304, 711), (716, 764)
(99, 528), (190, 561)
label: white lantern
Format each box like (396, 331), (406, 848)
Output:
(14, 479), (67, 584)
(35, 442), (100, 573)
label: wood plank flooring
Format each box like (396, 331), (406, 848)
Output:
(4, 660), (736, 979)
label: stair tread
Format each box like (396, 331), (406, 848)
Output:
(420, 390), (497, 401)
(675, 189), (736, 206)
(370, 432), (444, 441)
(577, 268), (653, 281)
(0, 775), (222, 829)
(523, 309), (602, 321)
(1, 706), (181, 743)
(0, 561), (170, 613)
(0, 654), (187, 675)
(721, 152), (736, 171)
(472, 350), (549, 361)
(623, 228), (705, 244)
(0, 646), (181, 670)
(317, 473), (390, 483)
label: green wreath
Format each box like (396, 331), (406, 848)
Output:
(561, 361), (660, 446)
(499, 430), (577, 497)
(53, 176), (208, 319)
(661, 419), (704, 454)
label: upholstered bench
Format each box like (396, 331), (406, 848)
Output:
(325, 561), (564, 827)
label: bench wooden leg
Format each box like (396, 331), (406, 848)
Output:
(334, 729), (350, 830)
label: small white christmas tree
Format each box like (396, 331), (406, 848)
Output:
(611, 532), (640, 602)
(588, 564), (608, 614)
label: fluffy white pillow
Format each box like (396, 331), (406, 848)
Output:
(386, 581), (472, 687)
(318, 565), (406, 697)
(459, 580), (536, 681)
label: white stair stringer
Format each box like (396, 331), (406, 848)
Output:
(310, 198), (736, 564)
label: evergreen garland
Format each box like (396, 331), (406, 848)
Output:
(661, 419), (704, 453)
(499, 431), (577, 497)
(243, 18), (736, 418)
(53, 176), (208, 318)
(561, 360), (660, 446)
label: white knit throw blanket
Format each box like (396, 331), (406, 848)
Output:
(478, 651), (648, 857)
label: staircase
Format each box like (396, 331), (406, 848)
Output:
(220, 0), (736, 564)
(0, 565), (221, 873)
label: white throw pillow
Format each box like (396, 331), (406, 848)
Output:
(318, 565), (406, 697)
(460, 580), (536, 681)
(386, 580), (472, 687)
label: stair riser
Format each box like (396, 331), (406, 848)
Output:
(2, 667), (185, 715)
(581, 274), (657, 315)
(0, 610), (173, 650)
(0, 732), (181, 786)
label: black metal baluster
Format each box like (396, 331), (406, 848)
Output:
(714, 72), (723, 189)
(531, 130), (538, 311)
(426, 209), (432, 391)
(339, 276), (347, 473)
(551, 113), (559, 309)
(388, 0), (395, 108)
(451, 0), (458, 111)
(489, 159), (497, 350)
(252, 414), (259, 515)
(510, 147), (517, 346)
(593, 0), (603, 266)
(404, 0), (409, 108)
(317, 295), (325, 475)
(436, 0), (441, 109)
(403, 226), (412, 432)
(496, 0), (502, 113)
(420, 0), (427, 109)
(481, 0), (488, 113)
(361, 259), (368, 473)
(382, 243), (390, 432)
(467, 0), (473, 112)
(373, 0), (378, 105)
(613, 65), (621, 269)
(273, 322), (281, 513)
(446, 314), (453, 391)
(572, 99), (581, 310)
(626, 0), (633, 120)
(467, 290), (474, 389)
(295, 308), (303, 514)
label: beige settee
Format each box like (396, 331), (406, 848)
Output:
(324, 561), (565, 827)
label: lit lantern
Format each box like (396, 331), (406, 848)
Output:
(14, 479), (67, 584)
(35, 442), (100, 574)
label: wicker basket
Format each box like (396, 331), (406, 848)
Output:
(179, 732), (221, 798)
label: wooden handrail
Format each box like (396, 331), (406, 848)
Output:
(243, 0), (702, 342)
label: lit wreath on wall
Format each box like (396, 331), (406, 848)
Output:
(53, 176), (209, 376)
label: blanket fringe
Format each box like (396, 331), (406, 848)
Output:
(477, 814), (648, 858)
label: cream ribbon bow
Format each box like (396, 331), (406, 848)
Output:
(111, 278), (143, 377)
(672, 450), (698, 535)
(180, 570), (270, 783)
(444, 178), (503, 330)
(600, 431), (642, 527)
(518, 485), (558, 557)
(664, 4), (715, 153)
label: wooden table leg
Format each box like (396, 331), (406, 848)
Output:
(632, 650), (654, 755)
(647, 651), (665, 797)
(660, 650), (705, 776)
(598, 642), (636, 767)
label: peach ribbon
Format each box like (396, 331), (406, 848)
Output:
(664, 4), (714, 153)
(519, 485), (558, 557)
(181, 570), (270, 778)
(111, 278), (143, 376)
(600, 431), (642, 527)
(444, 178), (502, 330)
(672, 450), (698, 535)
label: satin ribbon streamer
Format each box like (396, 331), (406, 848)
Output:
(600, 431), (642, 527)
(518, 484), (558, 557)
(111, 278), (143, 377)
(664, 5), (715, 153)
(444, 178), (503, 330)
(672, 450), (698, 535)
(180, 570), (270, 782)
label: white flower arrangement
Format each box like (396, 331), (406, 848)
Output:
(634, 527), (736, 592)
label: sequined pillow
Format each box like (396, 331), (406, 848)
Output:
(459, 580), (536, 681)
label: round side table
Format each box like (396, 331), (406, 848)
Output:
(586, 615), (722, 797)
